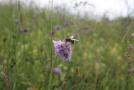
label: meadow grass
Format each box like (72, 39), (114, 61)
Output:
(0, 2), (134, 90)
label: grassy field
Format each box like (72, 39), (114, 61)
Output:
(0, 2), (134, 90)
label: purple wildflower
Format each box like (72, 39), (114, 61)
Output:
(53, 40), (72, 61)
(53, 25), (61, 31)
(20, 28), (28, 33)
(128, 44), (134, 51)
(53, 67), (62, 75)
(14, 19), (20, 25)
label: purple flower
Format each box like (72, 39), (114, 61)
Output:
(53, 67), (62, 75)
(20, 28), (28, 33)
(53, 40), (72, 61)
(14, 19), (20, 25)
(53, 25), (61, 31)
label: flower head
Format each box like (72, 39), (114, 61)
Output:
(20, 28), (28, 33)
(53, 67), (62, 75)
(53, 40), (72, 61)
(14, 19), (20, 25)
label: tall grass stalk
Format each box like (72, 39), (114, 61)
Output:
(47, 0), (54, 90)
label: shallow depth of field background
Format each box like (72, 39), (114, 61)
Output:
(0, 1), (134, 90)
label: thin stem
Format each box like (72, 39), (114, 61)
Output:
(48, 0), (54, 90)
(121, 27), (130, 43)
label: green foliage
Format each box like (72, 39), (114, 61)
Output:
(0, 3), (134, 90)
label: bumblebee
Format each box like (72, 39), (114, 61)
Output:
(65, 36), (79, 44)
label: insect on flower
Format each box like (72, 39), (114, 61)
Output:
(53, 36), (79, 61)
(65, 35), (79, 44)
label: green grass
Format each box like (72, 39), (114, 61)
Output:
(0, 3), (134, 90)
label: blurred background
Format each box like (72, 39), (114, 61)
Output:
(1, 0), (134, 19)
